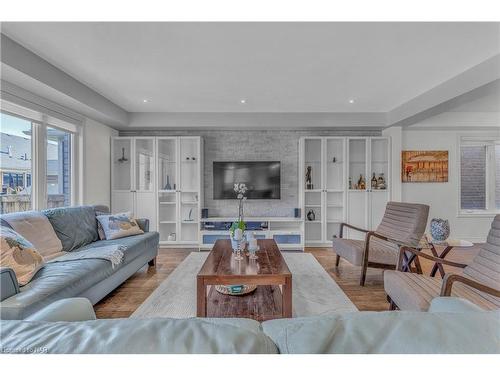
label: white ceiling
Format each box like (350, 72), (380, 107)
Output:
(1, 22), (499, 113)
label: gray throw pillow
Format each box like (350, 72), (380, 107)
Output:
(43, 206), (99, 251)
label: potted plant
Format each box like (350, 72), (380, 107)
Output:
(230, 183), (247, 251)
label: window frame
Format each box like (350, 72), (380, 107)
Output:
(457, 134), (500, 217)
(1, 101), (82, 212)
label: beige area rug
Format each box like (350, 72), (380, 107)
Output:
(131, 252), (357, 319)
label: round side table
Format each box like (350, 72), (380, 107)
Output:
(425, 235), (474, 278)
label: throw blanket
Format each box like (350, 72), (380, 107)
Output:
(49, 245), (125, 269)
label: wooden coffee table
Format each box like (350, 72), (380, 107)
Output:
(197, 239), (292, 321)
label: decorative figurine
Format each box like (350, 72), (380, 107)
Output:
(307, 209), (316, 221)
(377, 173), (386, 189)
(332, 157), (337, 163)
(348, 177), (352, 189)
(371, 173), (378, 189)
(306, 166), (313, 190)
(358, 174), (366, 190)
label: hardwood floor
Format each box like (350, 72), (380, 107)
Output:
(94, 245), (479, 318)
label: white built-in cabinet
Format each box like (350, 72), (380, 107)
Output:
(300, 136), (390, 245)
(111, 137), (157, 231)
(156, 137), (203, 246)
(111, 136), (203, 246)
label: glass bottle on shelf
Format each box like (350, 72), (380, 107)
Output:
(371, 173), (377, 189)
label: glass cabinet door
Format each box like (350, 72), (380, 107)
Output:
(157, 138), (177, 191)
(348, 138), (368, 191)
(370, 138), (389, 191)
(112, 138), (133, 191)
(134, 138), (155, 192)
(304, 138), (323, 243)
(179, 138), (199, 192)
(325, 138), (345, 242)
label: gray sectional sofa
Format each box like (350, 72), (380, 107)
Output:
(0, 297), (498, 354)
(0, 205), (159, 320)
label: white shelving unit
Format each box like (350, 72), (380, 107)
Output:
(346, 137), (391, 239)
(111, 137), (157, 231)
(157, 136), (203, 247)
(300, 136), (390, 246)
(300, 137), (346, 246)
(199, 217), (304, 251)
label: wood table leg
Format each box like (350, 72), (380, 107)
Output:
(430, 245), (452, 278)
(282, 276), (293, 318)
(197, 277), (206, 317)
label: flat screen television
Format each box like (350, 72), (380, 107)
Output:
(213, 161), (281, 199)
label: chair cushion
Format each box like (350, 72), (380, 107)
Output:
(332, 237), (398, 266)
(43, 206), (99, 252)
(463, 215), (500, 290)
(376, 201), (429, 248)
(384, 270), (500, 311)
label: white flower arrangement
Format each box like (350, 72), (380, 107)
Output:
(230, 183), (248, 237)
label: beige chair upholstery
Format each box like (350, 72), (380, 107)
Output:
(384, 215), (500, 311)
(332, 202), (429, 285)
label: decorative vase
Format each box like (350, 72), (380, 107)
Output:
(230, 228), (246, 252)
(430, 218), (450, 242)
(165, 175), (172, 190)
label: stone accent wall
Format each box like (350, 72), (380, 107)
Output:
(460, 145), (486, 210)
(121, 129), (380, 217)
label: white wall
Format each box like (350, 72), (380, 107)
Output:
(396, 111), (499, 242)
(83, 119), (118, 207)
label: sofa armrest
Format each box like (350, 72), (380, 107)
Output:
(26, 298), (96, 322)
(1, 267), (20, 301)
(136, 218), (149, 232)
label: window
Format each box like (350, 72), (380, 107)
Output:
(0, 113), (33, 213)
(459, 137), (500, 215)
(47, 126), (72, 208)
(1, 100), (81, 213)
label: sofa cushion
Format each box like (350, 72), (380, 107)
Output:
(0, 317), (278, 354)
(77, 231), (159, 264)
(262, 311), (500, 354)
(1, 210), (63, 257)
(8, 258), (117, 319)
(43, 206), (99, 252)
(0, 227), (45, 286)
(96, 212), (144, 240)
(384, 270), (500, 311)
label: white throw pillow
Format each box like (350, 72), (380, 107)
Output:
(0, 226), (45, 285)
(96, 212), (144, 240)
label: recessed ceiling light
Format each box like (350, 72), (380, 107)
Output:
(240, 99), (246, 104)
(349, 99), (355, 104)
(143, 99), (148, 103)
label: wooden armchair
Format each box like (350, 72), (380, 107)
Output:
(333, 202), (430, 286)
(384, 215), (500, 311)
